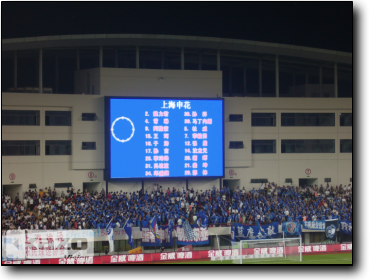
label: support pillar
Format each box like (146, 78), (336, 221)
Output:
(39, 49), (43, 93)
(275, 55), (279, 97)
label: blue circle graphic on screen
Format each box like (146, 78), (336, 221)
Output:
(108, 98), (224, 179)
(111, 117), (135, 143)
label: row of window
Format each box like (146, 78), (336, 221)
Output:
(2, 111), (97, 126)
(1, 141), (96, 156)
(230, 139), (352, 153)
(231, 113), (352, 127)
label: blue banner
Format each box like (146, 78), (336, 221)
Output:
(339, 220), (352, 235)
(176, 225), (209, 245)
(233, 222), (279, 240)
(325, 219), (338, 241)
(141, 224), (173, 247)
(302, 220), (325, 230)
(282, 222), (301, 237)
(150, 217), (161, 243)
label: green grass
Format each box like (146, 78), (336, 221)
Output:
(169, 253), (352, 264)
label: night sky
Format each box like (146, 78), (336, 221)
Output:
(2, 2), (352, 52)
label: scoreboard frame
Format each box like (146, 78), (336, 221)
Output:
(104, 96), (225, 181)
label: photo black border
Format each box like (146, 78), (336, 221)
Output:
(104, 96), (225, 181)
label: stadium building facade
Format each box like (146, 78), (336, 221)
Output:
(2, 34), (352, 199)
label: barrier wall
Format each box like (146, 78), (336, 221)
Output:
(2, 243), (352, 264)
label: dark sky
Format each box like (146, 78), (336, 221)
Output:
(2, 2), (353, 52)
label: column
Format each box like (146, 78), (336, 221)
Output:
(99, 46), (103, 68)
(39, 49), (43, 93)
(275, 55), (279, 97)
(136, 46), (139, 69)
(115, 49), (118, 68)
(259, 59), (262, 96)
(319, 67), (322, 97)
(181, 47), (184, 70)
(14, 50), (17, 89)
(76, 49), (80, 70)
(217, 50), (220, 71)
(199, 53), (202, 70)
(56, 53), (59, 93)
(243, 64), (246, 96)
(161, 50), (164, 69)
(334, 63), (338, 97)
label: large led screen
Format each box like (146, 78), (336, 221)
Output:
(105, 97), (224, 179)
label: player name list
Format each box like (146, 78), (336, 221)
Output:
(143, 100), (213, 177)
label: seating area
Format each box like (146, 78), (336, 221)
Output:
(1, 183), (352, 234)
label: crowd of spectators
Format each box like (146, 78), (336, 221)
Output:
(2, 182), (352, 234)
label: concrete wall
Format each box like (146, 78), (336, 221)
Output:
(2, 68), (352, 200)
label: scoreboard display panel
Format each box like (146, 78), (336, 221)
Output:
(105, 97), (224, 180)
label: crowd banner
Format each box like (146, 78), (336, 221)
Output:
(2, 243), (352, 264)
(141, 225), (173, 247)
(302, 220), (325, 230)
(106, 219), (114, 253)
(2, 230), (26, 261)
(176, 225), (209, 245)
(282, 222), (301, 237)
(233, 222), (279, 240)
(325, 219), (338, 241)
(339, 220), (352, 235)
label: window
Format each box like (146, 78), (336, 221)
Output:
(252, 140), (276, 153)
(29, 184), (37, 189)
(340, 113), (352, 126)
(82, 113), (97, 121)
(45, 111), (71, 126)
(251, 113), (276, 126)
(324, 178), (331, 183)
(285, 178), (293, 183)
(350, 178), (352, 182)
(340, 139), (352, 153)
(82, 142), (96, 150)
(251, 179), (268, 183)
(281, 139), (335, 153)
(229, 114), (243, 122)
(2, 110), (40, 126)
(281, 113), (335, 126)
(229, 141), (244, 149)
(45, 140), (71, 155)
(2, 140), (40, 156)
(54, 183), (72, 188)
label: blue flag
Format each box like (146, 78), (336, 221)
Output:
(183, 220), (195, 241)
(282, 222), (301, 237)
(124, 219), (135, 249)
(198, 211), (209, 228)
(150, 217), (160, 243)
(339, 220), (352, 235)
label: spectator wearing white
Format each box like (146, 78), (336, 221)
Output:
(177, 217), (182, 225)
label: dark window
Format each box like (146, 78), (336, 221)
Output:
(229, 114), (243, 122)
(281, 113), (335, 126)
(340, 139), (352, 153)
(340, 113), (352, 126)
(2, 110), (40, 126)
(252, 140), (276, 153)
(139, 48), (162, 69)
(251, 113), (276, 126)
(251, 179), (268, 183)
(45, 140), (71, 155)
(285, 178), (293, 183)
(82, 113), (97, 121)
(350, 178), (352, 182)
(45, 111), (71, 126)
(82, 142), (96, 150)
(229, 141), (244, 149)
(29, 184), (37, 189)
(54, 183), (72, 188)
(281, 139), (335, 153)
(2, 140), (40, 156)
(324, 178), (331, 183)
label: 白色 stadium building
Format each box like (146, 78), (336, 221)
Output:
(2, 34), (352, 198)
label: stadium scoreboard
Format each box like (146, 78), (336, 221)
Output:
(105, 97), (224, 180)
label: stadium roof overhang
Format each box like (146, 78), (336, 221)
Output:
(2, 34), (352, 65)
